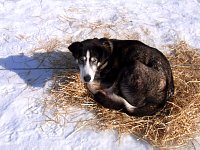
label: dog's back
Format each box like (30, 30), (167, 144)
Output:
(103, 39), (174, 99)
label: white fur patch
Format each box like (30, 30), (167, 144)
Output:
(79, 50), (97, 83)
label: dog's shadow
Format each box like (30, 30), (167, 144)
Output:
(0, 51), (77, 87)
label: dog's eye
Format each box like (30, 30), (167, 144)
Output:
(91, 58), (97, 64)
(79, 57), (85, 63)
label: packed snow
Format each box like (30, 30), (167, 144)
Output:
(0, 0), (200, 149)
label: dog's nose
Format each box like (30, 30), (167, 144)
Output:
(84, 75), (91, 82)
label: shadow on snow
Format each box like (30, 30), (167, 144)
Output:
(0, 51), (77, 87)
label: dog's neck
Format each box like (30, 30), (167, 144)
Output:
(98, 61), (108, 70)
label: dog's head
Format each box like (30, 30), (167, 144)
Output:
(68, 38), (113, 83)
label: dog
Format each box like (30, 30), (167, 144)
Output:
(68, 38), (174, 116)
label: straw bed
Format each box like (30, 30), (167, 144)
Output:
(43, 41), (200, 149)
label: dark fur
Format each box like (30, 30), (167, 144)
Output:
(68, 38), (174, 116)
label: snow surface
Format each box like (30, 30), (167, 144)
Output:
(0, 0), (200, 149)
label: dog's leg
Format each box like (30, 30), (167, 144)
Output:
(94, 91), (123, 110)
(94, 90), (163, 116)
(94, 90), (136, 111)
(148, 59), (174, 100)
(125, 98), (164, 117)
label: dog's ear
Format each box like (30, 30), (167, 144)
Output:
(68, 42), (83, 54)
(99, 38), (110, 48)
(99, 38), (113, 59)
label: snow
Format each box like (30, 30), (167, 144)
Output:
(0, 0), (200, 149)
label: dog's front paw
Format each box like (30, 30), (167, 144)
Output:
(86, 82), (101, 94)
